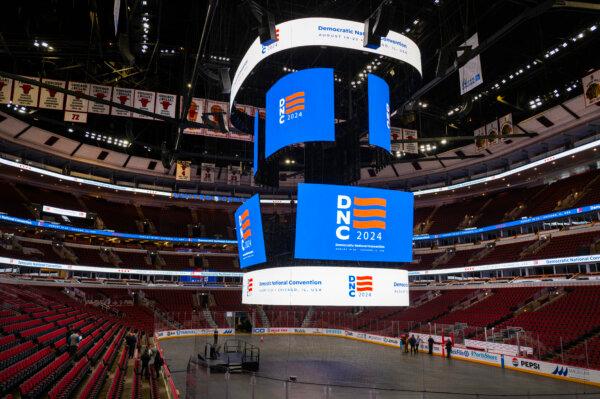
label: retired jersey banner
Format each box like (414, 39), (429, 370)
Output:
(65, 82), (90, 112)
(229, 103), (254, 131)
(89, 85), (112, 114)
(155, 92), (177, 118)
(402, 128), (419, 154)
(391, 127), (402, 154)
(133, 90), (156, 119)
(582, 69), (600, 107)
(39, 79), (66, 110)
(458, 33), (483, 95)
(12, 77), (40, 107)
(200, 163), (215, 183)
(64, 111), (88, 124)
(294, 183), (414, 262)
(205, 100), (229, 129)
(0, 77), (12, 104)
(228, 165), (241, 185)
(175, 161), (191, 181)
(111, 87), (133, 117)
(474, 126), (487, 149)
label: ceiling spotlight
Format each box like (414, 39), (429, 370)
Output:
(68, 128), (74, 133)
(187, 83), (192, 88)
(591, 25), (597, 32)
(441, 139), (447, 145)
(41, 42), (48, 48)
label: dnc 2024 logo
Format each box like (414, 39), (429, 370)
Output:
(336, 195), (387, 241)
(278, 91), (305, 124)
(246, 278), (253, 297)
(238, 208), (252, 251)
(348, 275), (373, 298)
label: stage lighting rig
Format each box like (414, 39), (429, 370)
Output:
(363, 0), (394, 49)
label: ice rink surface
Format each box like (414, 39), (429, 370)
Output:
(160, 335), (600, 399)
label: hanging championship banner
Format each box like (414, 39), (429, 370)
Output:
(176, 161), (191, 181)
(458, 33), (483, 95)
(185, 97), (205, 123)
(391, 127), (402, 153)
(0, 77), (12, 104)
(155, 92), (177, 118)
(228, 165), (241, 185)
(65, 81), (90, 123)
(39, 79), (66, 110)
(12, 76), (40, 107)
(89, 84), (112, 114)
(582, 69), (600, 107)
(402, 128), (418, 154)
(200, 163), (215, 183)
(499, 114), (513, 140)
(474, 126), (487, 149)
(111, 87), (133, 117)
(65, 82), (90, 112)
(206, 100), (229, 131)
(133, 90), (156, 119)
(486, 119), (499, 144)
(229, 103), (254, 131)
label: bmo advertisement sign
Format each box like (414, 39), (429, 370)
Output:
(294, 184), (414, 262)
(242, 266), (409, 306)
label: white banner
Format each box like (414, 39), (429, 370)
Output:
(175, 161), (191, 181)
(64, 111), (88, 124)
(582, 69), (600, 107)
(111, 87), (133, 116)
(458, 33), (483, 95)
(133, 90), (156, 119)
(39, 79), (66, 110)
(227, 165), (241, 185)
(200, 163), (215, 183)
(486, 119), (499, 144)
(65, 82), (90, 112)
(474, 125), (487, 149)
(42, 205), (87, 219)
(0, 77), (12, 104)
(402, 128), (418, 154)
(242, 266), (409, 306)
(183, 97), (205, 123)
(230, 17), (422, 109)
(155, 93), (177, 118)
(12, 77), (40, 107)
(390, 127), (402, 153)
(498, 113), (513, 140)
(89, 84), (113, 114)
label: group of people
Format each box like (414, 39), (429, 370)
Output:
(400, 334), (454, 358)
(400, 334), (423, 355)
(125, 329), (164, 379)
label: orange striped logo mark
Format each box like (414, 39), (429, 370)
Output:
(353, 197), (387, 207)
(356, 275), (373, 292)
(352, 197), (387, 230)
(285, 91), (305, 114)
(239, 209), (252, 239)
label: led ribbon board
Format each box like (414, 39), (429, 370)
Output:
(294, 183), (414, 262)
(234, 194), (267, 268)
(242, 266), (409, 306)
(367, 74), (391, 152)
(265, 68), (335, 157)
(230, 17), (422, 109)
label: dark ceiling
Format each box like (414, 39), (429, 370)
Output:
(0, 0), (599, 169)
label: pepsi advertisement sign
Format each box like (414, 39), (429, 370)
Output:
(234, 194), (267, 268)
(265, 68), (335, 157)
(294, 184), (414, 262)
(367, 74), (391, 152)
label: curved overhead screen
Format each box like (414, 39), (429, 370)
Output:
(266, 68), (335, 157)
(294, 183), (414, 262)
(230, 17), (422, 109)
(242, 266), (409, 306)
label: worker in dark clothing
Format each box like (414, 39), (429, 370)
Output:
(428, 336), (435, 355)
(445, 339), (453, 359)
(402, 335), (409, 353)
(213, 329), (219, 346)
(153, 350), (164, 378)
(126, 331), (138, 359)
(68, 330), (81, 356)
(141, 347), (151, 379)
(409, 335), (417, 355)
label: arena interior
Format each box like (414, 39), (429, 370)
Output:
(1, 1), (600, 398)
